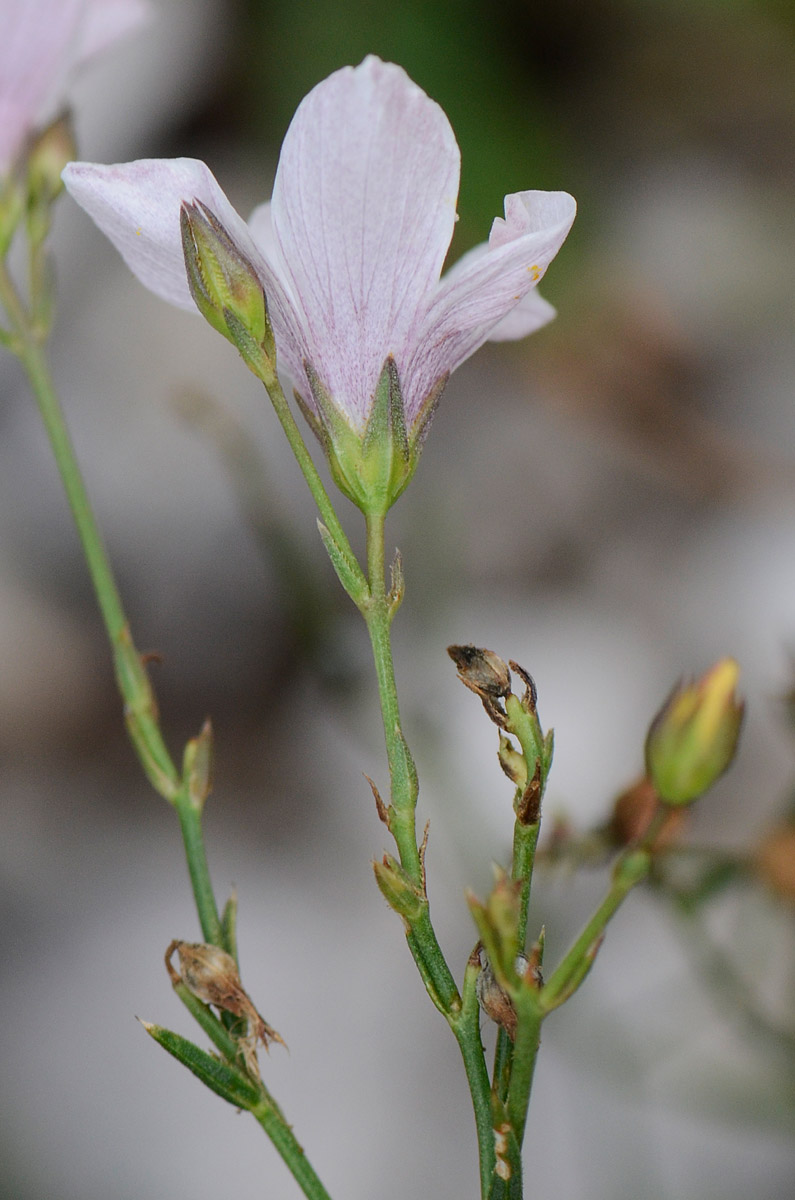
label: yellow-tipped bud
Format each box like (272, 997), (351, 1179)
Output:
(645, 658), (744, 806)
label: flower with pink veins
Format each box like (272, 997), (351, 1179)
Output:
(63, 57), (575, 507)
(0, 0), (151, 175)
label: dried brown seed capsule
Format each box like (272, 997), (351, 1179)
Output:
(165, 940), (284, 1078)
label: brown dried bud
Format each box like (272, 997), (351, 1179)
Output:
(609, 777), (685, 849)
(754, 823), (795, 904)
(448, 644), (512, 726)
(165, 940), (284, 1078)
(448, 644), (511, 699)
(476, 952), (518, 1040)
(475, 948), (539, 1041)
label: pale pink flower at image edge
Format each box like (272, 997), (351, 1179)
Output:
(62, 56), (576, 435)
(0, 0), (151, 173)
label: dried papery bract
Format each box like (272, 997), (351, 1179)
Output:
(165, 940), (284, 1078)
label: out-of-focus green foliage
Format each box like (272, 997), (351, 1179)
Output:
(237, 0), (569, 256)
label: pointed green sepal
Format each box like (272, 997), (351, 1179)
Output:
(180, 201), (275, 380)
(373, 853), (426, 922)
(140, 1020), (262, 1109)
(467, 869), (522, 991)
(304, 357), (432, 515)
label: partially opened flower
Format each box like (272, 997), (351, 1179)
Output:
(63, 56), (575, 513)
(0, 0), (151, 177)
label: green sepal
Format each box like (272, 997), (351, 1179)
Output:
(303, 357), (444, 515)
(317, 519), (369, 607)
(140, 1020), (262, 1108)
(467, 870), (522, 991)
(373, 853), (426, 922)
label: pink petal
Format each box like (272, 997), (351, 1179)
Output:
(271, 56), (460, 430)
(62, 157), (267, 309)
(63, 157), (308, 378)
(404, 189), (575, 422)
(0, 0), (83, 169)
(487, 288), (557, 341)
(0, 0), (151, 172)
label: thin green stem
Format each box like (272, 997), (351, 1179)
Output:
(252, 1091), (334, 1200)
(493, 816), (541, 1102)
(457, 957), (499, 1200)
(504, 999), (542, 1147)
(362, 509), (497, 1196)
(262, 374), (367, 603)
(363, 511), (457, 1007)
(541, 849), (651, 1012)
(0, 260), (222, 944)
(175, 796), (223, 945)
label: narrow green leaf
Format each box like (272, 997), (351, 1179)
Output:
(317, 519), (368, 606)
(140, 1020), (261, 1109)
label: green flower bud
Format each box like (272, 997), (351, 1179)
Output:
(26, 113), (76, 208)
(373, 854), (425, 922)
(645, 658), (744, 806)
(180, 200), (275, 377)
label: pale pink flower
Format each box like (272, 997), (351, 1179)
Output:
(0, 0), (151, 174)
(63, 56), (575, 436)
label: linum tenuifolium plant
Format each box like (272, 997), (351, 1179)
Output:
(0, 5), (745, 1196)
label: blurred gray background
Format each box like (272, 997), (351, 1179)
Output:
(2, 1), (795, 1197)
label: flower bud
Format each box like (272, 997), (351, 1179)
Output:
(373, 854), (425, 922)
(26, 113), (76, 208)
(180, 201), (274, 376)
(645, 659), (744, 805)
(448, 644), (511, 701)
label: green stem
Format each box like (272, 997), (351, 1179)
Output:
(504, 999), (542, 1147)
(252, 1091), (334, 1200)
(363, 511), (457, 1006)
(494, 817), (541, 1102)
(362, 509), (496, 1197)
(175, 796), (223, 945)
(262, 374), (367, 603)
(458, 957), (500, 1200)
(0, 260), (221, 944)
(541, 848), (652, 1012)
